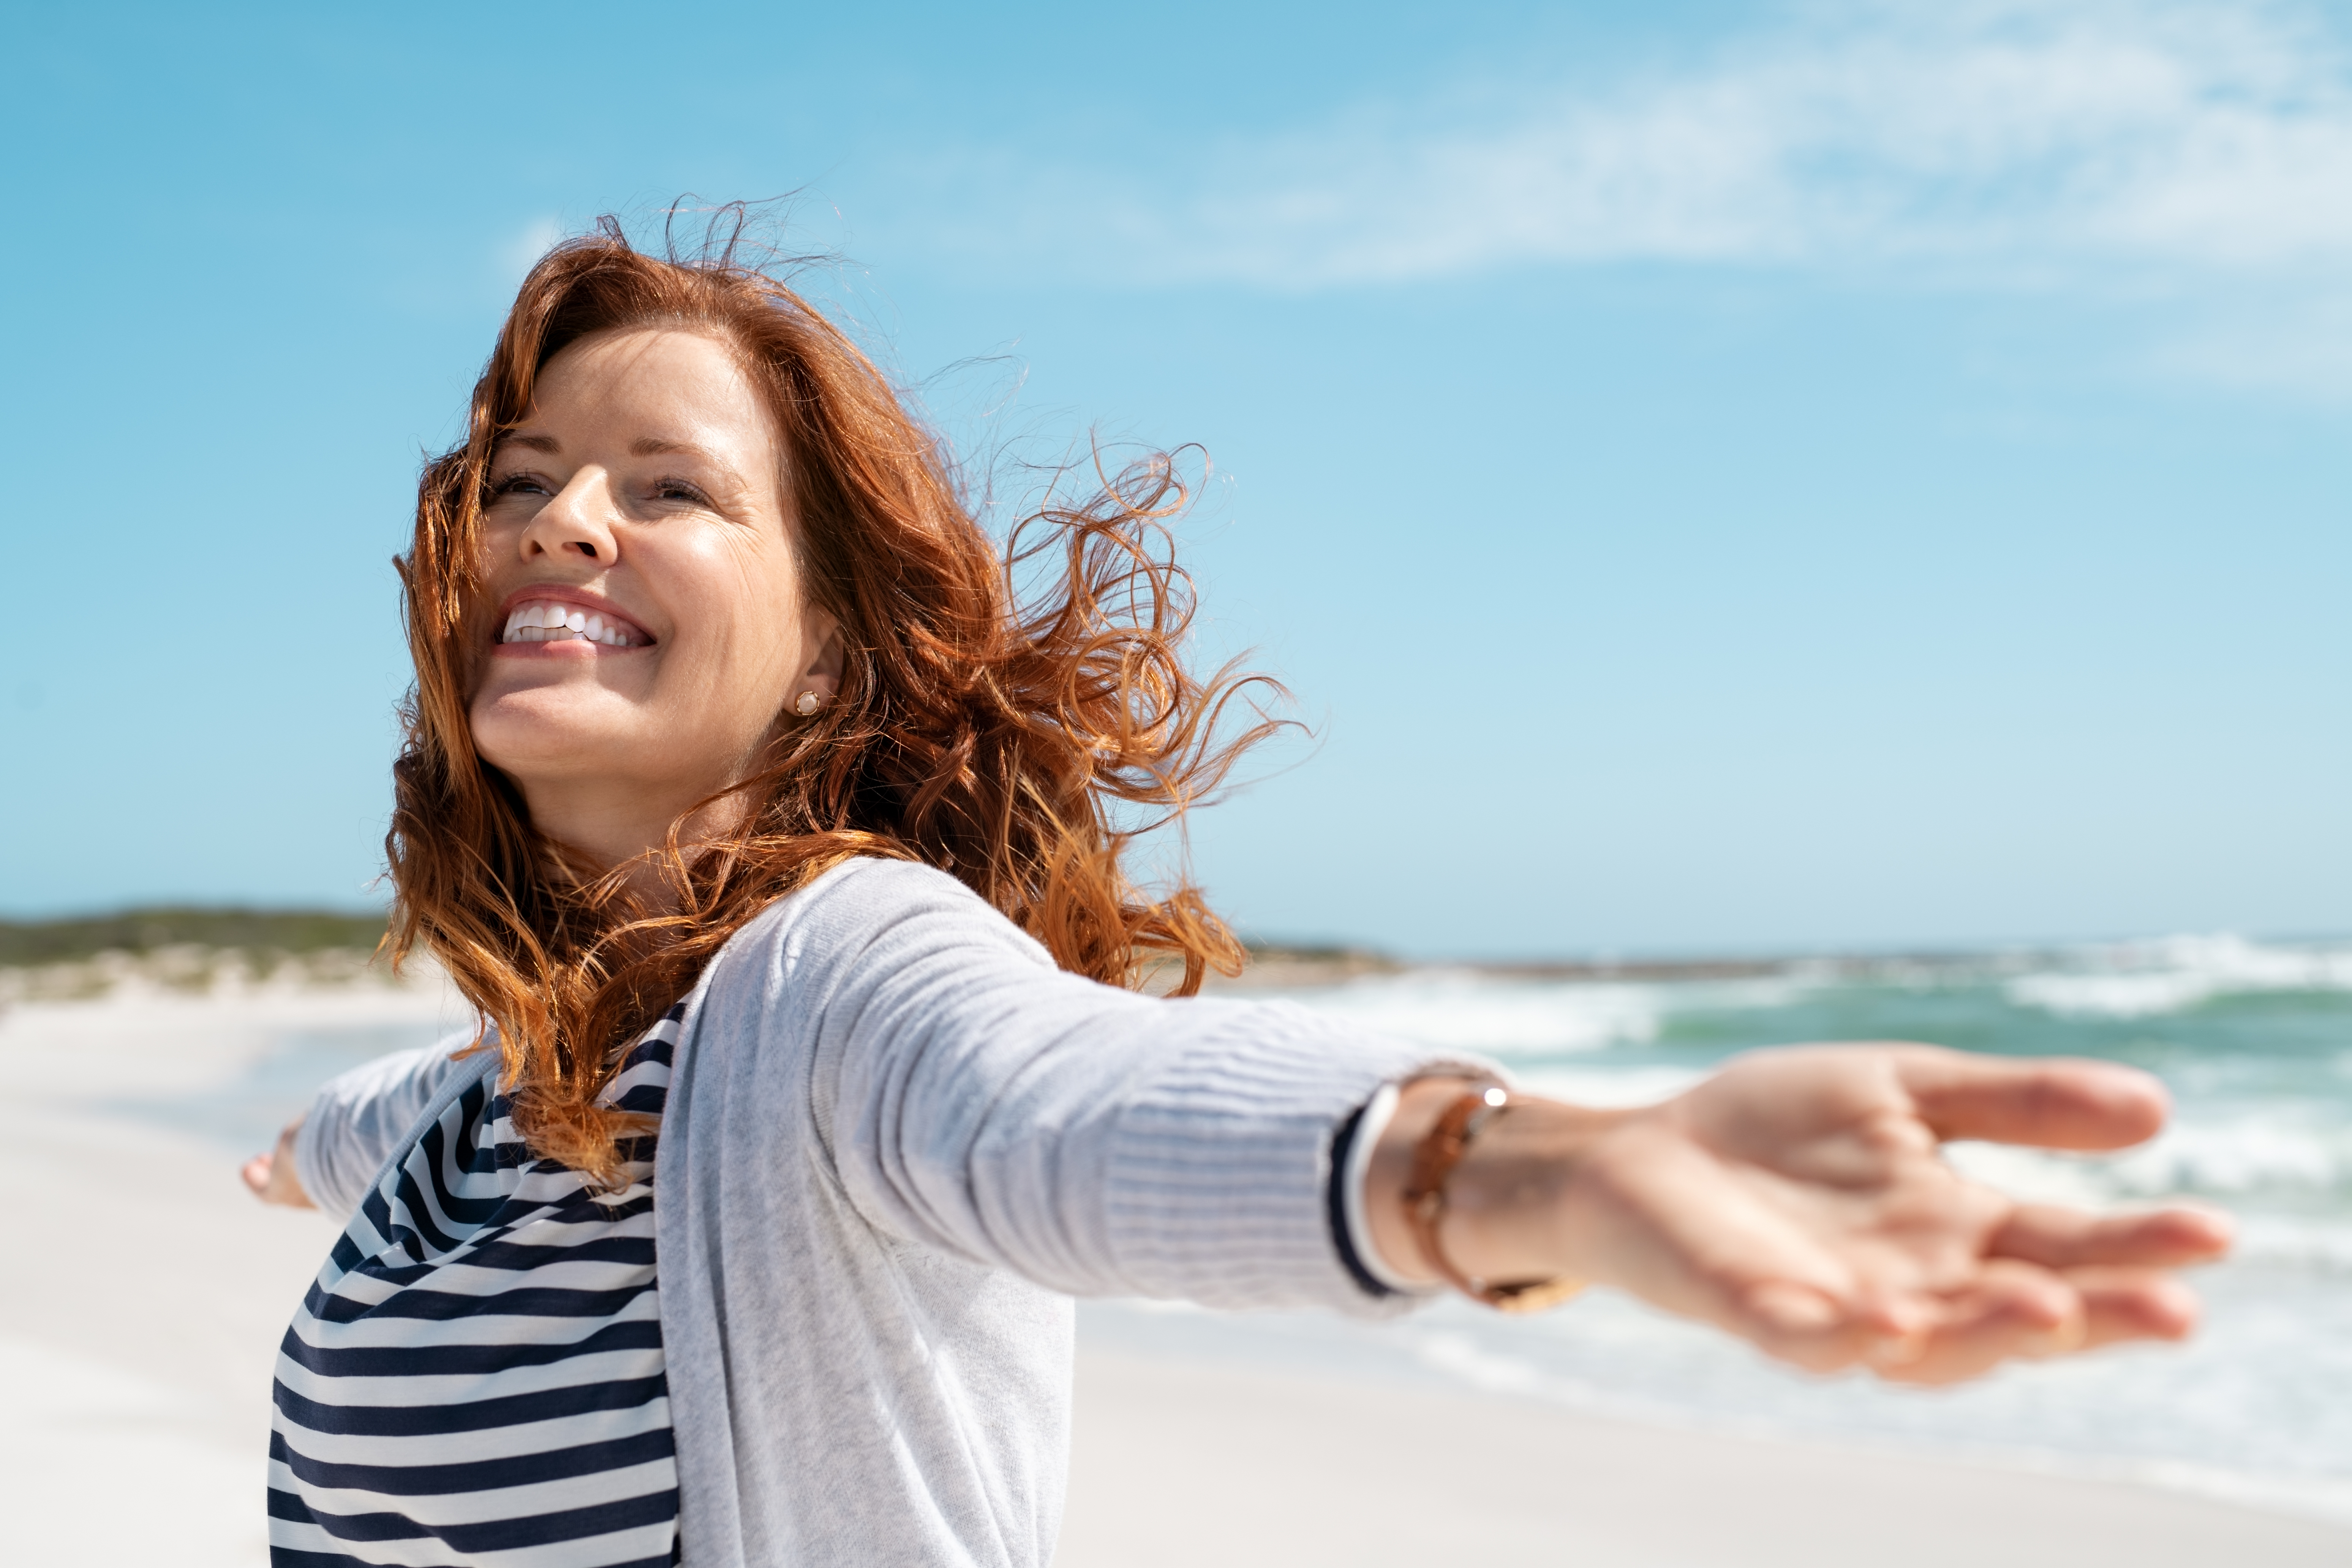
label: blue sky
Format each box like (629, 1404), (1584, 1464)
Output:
(4, 0), (2346, 956)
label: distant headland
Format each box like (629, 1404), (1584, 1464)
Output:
(6, 905), (2336, 1007)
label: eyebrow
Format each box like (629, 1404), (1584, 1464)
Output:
(488, 432), (739, 476)
(630, 436), (716, 458)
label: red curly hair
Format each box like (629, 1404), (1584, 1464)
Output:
(386, 215), (1282, 1177)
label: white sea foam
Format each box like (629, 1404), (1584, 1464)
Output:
(1294, 974), (1664, 1056)
(2006, 933), (2352, 1019)
(2229, 1215), (2352, 1273)
(1941, 1140), (2117, 1208)
(1290, 970), (1827, 1059)
(1298, 931), (2352, 1037)
(1949, 1111), (2352, 1210)
(2105, 1117), (2352, 1199)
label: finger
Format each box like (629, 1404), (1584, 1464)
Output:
(1845, 1284), (1940, 1344)
(242, 1152), (273, 1197)
(2068, 1265), (2203, 1348)
(1577, 1127), (1896, 1372)
(1992, 1203), (2234, 1269)
(1727, 1276), (1954, 1376)
(1873, 1261), (2085, 1386)
(1894, 1050), (2169, 1151)
(1732, 1282), (1906, 1375)
(1882, 1264), (2201, 1384)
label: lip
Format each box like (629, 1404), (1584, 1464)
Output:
(490, 583), (657, 653)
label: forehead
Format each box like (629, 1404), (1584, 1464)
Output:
(518, 327), (776, 452)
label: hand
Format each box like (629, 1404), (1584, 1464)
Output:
(1369, 1046), (2232, 1385)
(241, 1117), (317, 1209)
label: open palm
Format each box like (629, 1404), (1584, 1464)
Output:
(1565, 1045), (2230, 1384)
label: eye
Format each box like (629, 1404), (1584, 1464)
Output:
(489, 471), (553, 499)
(651, 476), (712, 505)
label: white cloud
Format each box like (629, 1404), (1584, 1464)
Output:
(2149, 288), (2352, 395)
(929, 0), (2352, 291)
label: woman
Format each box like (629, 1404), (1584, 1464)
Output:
(243, 219), (2229, 1568)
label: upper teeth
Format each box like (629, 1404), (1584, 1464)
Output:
(500, 600), (642, 647)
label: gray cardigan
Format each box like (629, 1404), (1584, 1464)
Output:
(293, 858), (1461, 1566)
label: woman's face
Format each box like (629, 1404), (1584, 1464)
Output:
(469, 327), (839, 853)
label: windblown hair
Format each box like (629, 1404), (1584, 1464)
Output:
(387, 214), (1280, 1178)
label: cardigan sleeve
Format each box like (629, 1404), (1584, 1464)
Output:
(292, 1032), (481, 1221)
(722, 858), (1489, 1314)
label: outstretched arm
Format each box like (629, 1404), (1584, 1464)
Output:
(1364, 1045), (2230, 1385)
(240, 1034), (483, 1220)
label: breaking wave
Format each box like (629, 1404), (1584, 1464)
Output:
(2005, 934), (2352, 1019)
(1289, 973), (1665, 1055)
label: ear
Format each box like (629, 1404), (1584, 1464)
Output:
(795, 606), (846, 700)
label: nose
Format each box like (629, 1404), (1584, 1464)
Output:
(517, 468), (620, 564)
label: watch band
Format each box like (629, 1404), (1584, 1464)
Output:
(1399, 1084), (1587, 1315)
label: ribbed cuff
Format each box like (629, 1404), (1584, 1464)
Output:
(1098, 999), (1492, 1317)
(1331, 1082), (1446, 1299)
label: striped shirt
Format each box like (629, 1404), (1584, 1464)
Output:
(268, 1007), (684, 1568)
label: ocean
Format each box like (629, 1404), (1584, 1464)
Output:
(1113, 932), (2351, 1523)
(135, 931), (2352, 1524)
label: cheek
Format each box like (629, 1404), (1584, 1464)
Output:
(677, 614), (796, 729)
(656, 546), (806, 697)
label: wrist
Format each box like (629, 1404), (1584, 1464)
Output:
(1365, 1076), (1629, 1290)
(1443, 1092), (1629, 1288)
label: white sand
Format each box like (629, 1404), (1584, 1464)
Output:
(3, 988), (2343, 1566)
(0, 986), (466, 1566)
(1059, 1351), (2352, 1566)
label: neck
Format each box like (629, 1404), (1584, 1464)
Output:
(515, 776), (748, 911)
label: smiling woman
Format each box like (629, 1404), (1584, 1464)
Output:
(388, 226), (1259, 1181)
(240, 215), (2230, 1568)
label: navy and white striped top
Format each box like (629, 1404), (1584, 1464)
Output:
(268, 1007), (684, 1568)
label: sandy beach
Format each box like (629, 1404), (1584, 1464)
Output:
(1057, 1350), (2350, 1566)
(3, 985), (2344, 1567)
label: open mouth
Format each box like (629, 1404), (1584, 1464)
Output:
(498, 598), (652, 649)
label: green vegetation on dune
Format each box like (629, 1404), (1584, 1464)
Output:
(0, 907), (389, 967)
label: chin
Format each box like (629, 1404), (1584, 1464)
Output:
(470, 689), (641, 778)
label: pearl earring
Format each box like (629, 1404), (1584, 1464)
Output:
(794, 691), (824, 716)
